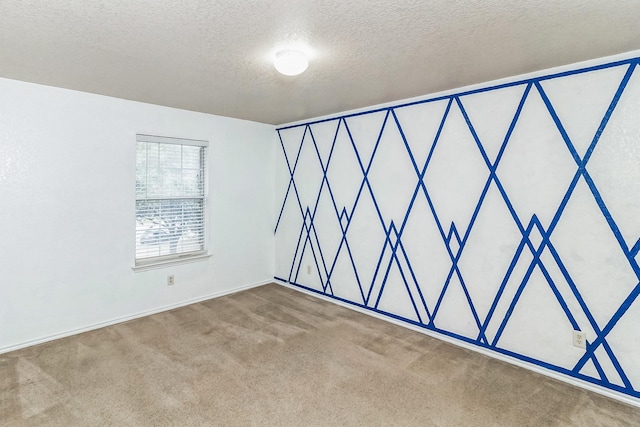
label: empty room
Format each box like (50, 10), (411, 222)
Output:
(2, 1), (640, 425)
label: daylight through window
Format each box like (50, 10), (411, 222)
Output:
(135, 134), (207, 266)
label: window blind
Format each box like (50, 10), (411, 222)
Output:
(135, 134), (207, 265)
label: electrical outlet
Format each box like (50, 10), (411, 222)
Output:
(167, 275), (175, 286)
(306, 264), (311, 274)
(573, 330), (586, 349)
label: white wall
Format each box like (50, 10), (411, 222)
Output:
(274, 51), (640, 403)
(0, 78), (274, 352)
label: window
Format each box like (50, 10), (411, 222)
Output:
(135, 134), (208, 267)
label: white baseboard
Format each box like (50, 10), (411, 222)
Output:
(275, 280), (640, 408)
(0, 279), (272, 355)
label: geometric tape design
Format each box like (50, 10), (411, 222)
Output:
(274, 56), (640, 398)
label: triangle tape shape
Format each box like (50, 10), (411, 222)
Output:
(376, 256), (421, 322)
(433, 273), (479, 339)
(459, 84), (528, 165)
(539, 65), (628, 160)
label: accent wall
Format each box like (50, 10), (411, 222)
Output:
(274, 53), (640, 402)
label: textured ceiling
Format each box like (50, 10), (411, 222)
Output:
(1, 1), (639, 125)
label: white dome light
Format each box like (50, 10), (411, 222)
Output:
(274, 49), (309, 76)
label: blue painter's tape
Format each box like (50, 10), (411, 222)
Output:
(274, 55), (640, 399)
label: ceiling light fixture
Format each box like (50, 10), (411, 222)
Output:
(274, 49), (308, 76)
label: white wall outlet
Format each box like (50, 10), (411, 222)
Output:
(573, 330), (586, 349)
(167, 275), (175, 286)
(306, 264), (311, 274)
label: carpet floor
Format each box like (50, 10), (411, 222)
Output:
(1, 283), (639, 426)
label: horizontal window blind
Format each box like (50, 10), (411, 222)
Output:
(135, 135), (207, 265)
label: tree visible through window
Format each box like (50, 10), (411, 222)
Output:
(135, 134), (207, 265)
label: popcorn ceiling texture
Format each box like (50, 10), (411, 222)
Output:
(0, 0), (639, 124)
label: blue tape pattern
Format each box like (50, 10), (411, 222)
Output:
(275, 57), (640, 398)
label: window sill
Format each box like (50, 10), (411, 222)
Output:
(132, 253), (212, 272)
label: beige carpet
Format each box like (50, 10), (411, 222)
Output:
(1, 283), (639, 426)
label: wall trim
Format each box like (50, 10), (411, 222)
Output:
(0, 279), (272, 355)
(275, 279), (640, 408)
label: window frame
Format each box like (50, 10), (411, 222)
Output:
(133, 134), (210, 270)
